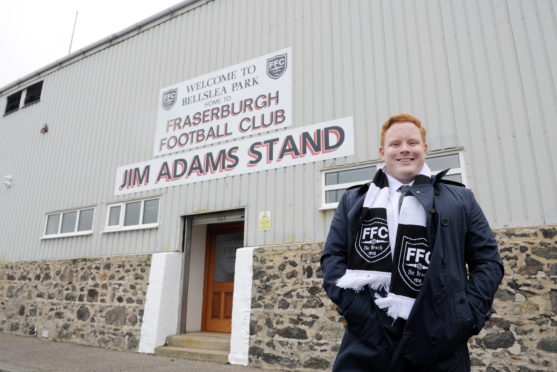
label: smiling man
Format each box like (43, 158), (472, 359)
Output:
(321, 113), (503, 371)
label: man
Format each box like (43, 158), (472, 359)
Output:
(321, 113), (503, 371)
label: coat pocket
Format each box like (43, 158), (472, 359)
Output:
(452, 289), (474, 340)
(342, 290), (379, 341)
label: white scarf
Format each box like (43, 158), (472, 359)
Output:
(336, 165), (431, 320)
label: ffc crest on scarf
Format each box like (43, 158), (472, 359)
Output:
(336, 165), (432, 320)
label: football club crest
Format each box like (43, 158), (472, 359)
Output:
(161, 88), (177, 111)
(398, 236), (430, 292)
(266, 53), (287, 79)
(355, 217), (391, 263)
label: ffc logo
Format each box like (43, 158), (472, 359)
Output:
(266, 53), (287, 79)
(161, 88), (178, 111)
(398, 236), (430, 292)
(355, 217), (391, 263)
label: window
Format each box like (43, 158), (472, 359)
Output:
(5, 91), (22, 115)
(322, 165), (378, 208)
(24, 81), (43, 105)
(4, 81), (44, 115)
(105, 198), (159, 231)
(43, 208), (95, 238)
(321, 151), (466, 209)
(427, 152), (465, 184)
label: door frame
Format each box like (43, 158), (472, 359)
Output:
(178, 209), (245, 334)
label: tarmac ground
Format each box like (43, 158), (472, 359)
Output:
(0, 333), (267, 372)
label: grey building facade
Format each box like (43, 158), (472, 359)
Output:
(1, 0), (556, 370)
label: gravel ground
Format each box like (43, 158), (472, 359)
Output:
(0, 333), (271, 372)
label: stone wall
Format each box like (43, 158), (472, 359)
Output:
(471, 227), (557, 371)
(249, 243), (340, 371)
(249, 226), (557, 371)
(0, 255), (151, 351)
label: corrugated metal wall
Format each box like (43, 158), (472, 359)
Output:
(0, 0), (555, 261)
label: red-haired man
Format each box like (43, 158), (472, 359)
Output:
(321, 113), (503, 371)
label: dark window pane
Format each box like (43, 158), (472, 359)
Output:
(124, 202), (141, 226)
(24, 81), (43, 105)
(5, 91), (22, 114)
(142, 199), (159, 224)
(61, 211), (77, 233)
(46, 214), (60, 235)
(214, 233), (243, 282)
(427, 154), (460, 171)
(108, 206), (121, 226)
(77, 209), (94, 231)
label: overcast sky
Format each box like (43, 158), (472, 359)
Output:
(0, 0), (183, 89)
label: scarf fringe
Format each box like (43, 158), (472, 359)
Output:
(374, 293), (414, 320)
(336, 270), (391, 292)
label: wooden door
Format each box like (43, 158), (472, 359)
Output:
(202, 223), (244, 333)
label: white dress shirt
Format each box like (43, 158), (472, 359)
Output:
(385, 173), (413, 255)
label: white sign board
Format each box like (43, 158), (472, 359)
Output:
(154, 48), (292, 157)
(115, 117), (354, 195)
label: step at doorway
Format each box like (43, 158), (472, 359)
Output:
(155, 332), (231, 363)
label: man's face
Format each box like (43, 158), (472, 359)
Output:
(380, 122), (428, 184)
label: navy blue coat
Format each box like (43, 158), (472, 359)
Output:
(321, 173), (504, 371)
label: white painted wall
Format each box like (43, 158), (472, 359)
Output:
(229, 247), (255, 366)
(138, 252), (183, 353)
(185, 224), (206, 332)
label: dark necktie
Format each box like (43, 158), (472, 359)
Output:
(398, 185), (410, 213)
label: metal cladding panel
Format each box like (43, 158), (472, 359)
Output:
(0, 0), (556, 261)
(437, 0), (557, 227)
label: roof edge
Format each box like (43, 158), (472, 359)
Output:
(0, 0), (203, 96)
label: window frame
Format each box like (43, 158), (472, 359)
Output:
(427, 151), (467, 185)
(42, 207), (95, 239)
(4, 91), (23, 115)
(23, 81), (43, 106)
(321, 150), (466, 210)
(4, 80), (44, 116)
(321, 164), (379, 210)
(103, 198), (159, 233)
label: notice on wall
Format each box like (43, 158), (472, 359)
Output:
(115, 117), (354, 195)
(258, 211), (271, 231)
(153, 48), (292, 157)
